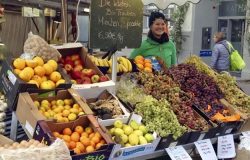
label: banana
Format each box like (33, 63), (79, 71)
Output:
(108, 60), (112, 68)
(118, 64), (123, 72)
(120, 63), (128, 73)
(118, 57), (127, 69)
(103, 59), (109, 67)
(107, 68), (112, 74)
(121, 57), (132, 72)
(126, 58), (132, 72)
(98, 58), (104, 67)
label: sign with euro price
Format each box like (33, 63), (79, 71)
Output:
(90, 0), (143, 49)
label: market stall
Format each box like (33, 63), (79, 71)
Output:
(0, 0), (249, 160)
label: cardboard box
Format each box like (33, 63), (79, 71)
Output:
(85, 90), (130, 124)
(0, 59), (72, 110)
(0, 135), (13, 145)
(16, 89), (93, 136)
(99, 114), (161, 160)
(33, 115), (115, 160)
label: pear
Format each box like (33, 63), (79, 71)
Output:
(144, 133), (154, 143)
(139, 136), (148, 145)
(128, 133), (139, 146)
(114, 120), (123, 128)
(123, 125), (133, 135)
(139, 125), (148, 135)
(129, 120), (139, 130)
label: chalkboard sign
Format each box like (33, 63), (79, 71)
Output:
(89, 0), (143, 49)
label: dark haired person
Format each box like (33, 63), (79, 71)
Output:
(130, 12), (176, 68)
(210, 32), (230, 72)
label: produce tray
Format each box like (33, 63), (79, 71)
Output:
(0, 59), (72, 111)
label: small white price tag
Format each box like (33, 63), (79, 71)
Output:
(217, 134), (236, 159)
(194, 139), (217, 160)
(242, 131), (250, 137)
(165, 146), (192, 160)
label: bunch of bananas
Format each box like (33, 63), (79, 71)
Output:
(88, 55), (132, 73)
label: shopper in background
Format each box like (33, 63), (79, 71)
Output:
(210, 32), (230, 72)
(130, 12), (177, 68)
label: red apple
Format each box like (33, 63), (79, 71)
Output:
(71, 71), (82, 79)
(71, 54), (80, 61)
(82, 77), (92, 84)
(100, 75), (109, 82)
(76, 79), (83, 84)
(65, 56), (71, 62)
(73, 65), (83, 72)
(91, 75), (100, 83)
(64, 64), (73, 72)
(65, 60), (74, 67)
(74, 59), (83, 66)
(58, 57), (65, 64)
(82, 69), (96, 78)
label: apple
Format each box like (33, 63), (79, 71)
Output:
(58, 58), (65, 64)
(64, 64), (73, 72)
(82, 77), (91, 84)
(74, 59), (83, 66)
(71, 54), (80, 61)
(100, 75), (109, 82)
(73, 65), (83, 72)
(82, 69), (96, 78)
(65, 60), (74, 67)
(76, 79), (83, 84)
(91, 74), (100, 83)
(65, 56), (71, 62)
(71, 71), (82, 79)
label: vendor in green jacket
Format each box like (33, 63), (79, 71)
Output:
(130, 12), (177, 68)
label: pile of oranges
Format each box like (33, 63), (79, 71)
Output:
(134, 56), (152, 73)
(53, 125), (106, 154)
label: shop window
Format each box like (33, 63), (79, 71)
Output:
(201, 27), (212, 50)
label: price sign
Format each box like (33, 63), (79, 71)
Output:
(194, 139), (217, 160)
(165, 146), (192, 160)
(217, 134), (236, 159)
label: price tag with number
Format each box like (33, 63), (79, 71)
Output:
(194, 139), (217, 160)
(217, 134), (236, 159)
(165, 146), (192, 160)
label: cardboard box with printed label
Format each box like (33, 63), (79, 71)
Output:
(16, 88), (93, 137)
(99, 114), (161, 160)
(0, 59), (72, 110)
(85, 89), (130, 125)
(33, 115), (115, 160)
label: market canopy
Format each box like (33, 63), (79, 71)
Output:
(142, 0), (201, 10)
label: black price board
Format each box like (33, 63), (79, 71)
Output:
(90, 0), (143, 49)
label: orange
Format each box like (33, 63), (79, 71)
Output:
(91, 136), (100, 144)
(63, 128), (72, 136)
(89, 141), (96, 148)
(75, 126), (84, 134)
(100, 139), (105, 144)
(134, 55), (144, 61)
(135, 59), (144, 65)
(65, 141), (70, 148)
(86, 146), (95, 153)
(81, 138), (91, 146)
(53, 131), (60, 138)
(69, 141), (76, 149)
(144, 62), (152, 68)
(81, 132), (89, 138)
(94, 132), (102, 139)
(13, 58), (26, 70)
(144, 59), (151, 63)
(33, 56), (44, 66)
(144, 67), (152, 73)
(85, 127), (93, 134)
(136, 63), (144, 70)
(71, 132), (80, 142)
(62, 135), (71, 142)
(73, 147), (81, 154)
(96, 143), (103, 150)
(76, 142), (85, 152)
(89, 133), (95, 139)
(34, 66), (46, 77)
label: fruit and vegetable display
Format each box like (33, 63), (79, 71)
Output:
(186, 55), (250, 116)
(88, 55), (133, 73)
(135, 72), (210, 131)
(134, 55), (153, 73)
(34, 99), (85, 122)
(13, 56), (65, 89)
(0, 139), (46, 150)
(52, 125), (106, 154)
(59, 54), (109, 84)
(0, 139), (71, 160)
(109, 120), (155, 147)
(88, 97), (123, 120)
(167, 63), (241, 122)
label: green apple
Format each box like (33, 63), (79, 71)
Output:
(109, 128), (116, 136)
(139, 125), (148, 135)
(129, 120), (139, 130)
(114, 120), (123, 128)
(120, 134), (128, 144)
(133, 130), (143, 136)
(114, 128), (124, 136)
(123, 125), (133, 135)
(144, 133), (154, 143)
(128, 133), (139, 146)
(139, 136), (148, 145)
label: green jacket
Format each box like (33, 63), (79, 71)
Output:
(130, 38), (177, 68)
